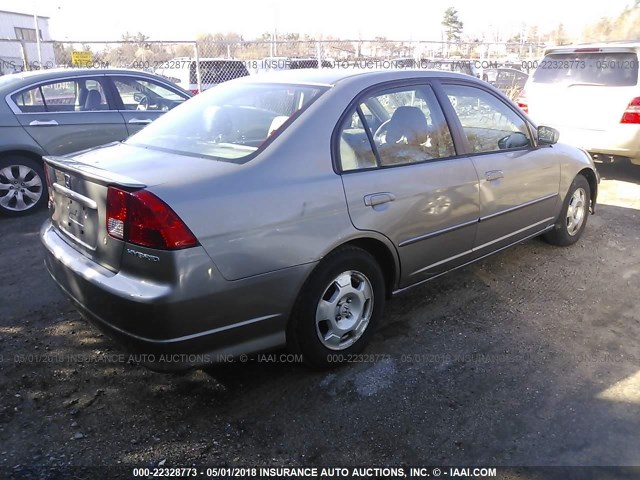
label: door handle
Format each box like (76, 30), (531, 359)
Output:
(29, 120), (58, 126)
(128, 118), (153, 125)
(485, 170), (504, 181)
(364, 192), (396, 207)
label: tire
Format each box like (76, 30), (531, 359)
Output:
(0, 156), (47, 217)
(544, 175), (590, 246)
(287, 246), (386, 368)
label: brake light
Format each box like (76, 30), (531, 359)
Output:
(517, 90), (528, 113)
(574, 48), (601, 53)
(106, 187), (198, 250)
(189, 89), (199, 95)
(621, 97), (640, 124)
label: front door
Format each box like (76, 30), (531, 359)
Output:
(441, 83), (560, 254)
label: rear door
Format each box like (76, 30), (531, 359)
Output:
(338, 83), (480, 288)
(440, 82), (559, 253)
(11, 76), (128, 155)
(109, 75), (190, 136)
(526, 49), (639, 130)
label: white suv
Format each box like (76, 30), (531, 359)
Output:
(519, 42), (640, 165)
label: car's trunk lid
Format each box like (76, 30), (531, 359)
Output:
(44, 142), (240, 272)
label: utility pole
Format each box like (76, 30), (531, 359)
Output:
(33, 11), (43, 67)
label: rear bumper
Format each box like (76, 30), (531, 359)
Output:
(41, 221), (314, 371)
(554, 124), (640, 163)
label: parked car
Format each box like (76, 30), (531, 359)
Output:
(485, 67), (529, 99)
(0, 68), (191, 216)
(155, 58), (249, 94)
(425, 59), (477, 77)
(518, 42), (640, 165)
(41, 69), (598, 370)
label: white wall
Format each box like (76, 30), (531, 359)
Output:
(0, 11), (55, 74)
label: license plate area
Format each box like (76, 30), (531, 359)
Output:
(52, 186), (99, 251)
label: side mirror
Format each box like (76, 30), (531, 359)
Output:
(498, 132), (530, 149)
(538, 125), (559, 145)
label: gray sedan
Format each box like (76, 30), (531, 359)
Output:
(41, 69), (598, 369)
(0, 68), (190, 216)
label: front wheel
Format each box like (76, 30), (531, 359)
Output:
(287, 246), (386, 368)
(544, 175), (591, 246)
(0, 156), (47, 217)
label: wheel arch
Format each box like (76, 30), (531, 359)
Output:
(309, 234), (400, 298)
(578, 167), (598, 213)
(0, 148), (44, 165)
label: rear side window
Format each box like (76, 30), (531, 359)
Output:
(339, 85), (455, 171)
(533, 52), (639, 86)
(13, 86), (45, 112)
(12, 78), (109, 113)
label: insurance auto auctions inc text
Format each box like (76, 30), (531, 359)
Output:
(202, 466), (498, 478)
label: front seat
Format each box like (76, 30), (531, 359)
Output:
(77, 87), (89, 111)
(385, 106), (430, 145)
(83, 89), (102, 111)
(379, 106), (431, 165)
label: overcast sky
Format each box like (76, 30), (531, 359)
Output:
(4, 0), (633, 41)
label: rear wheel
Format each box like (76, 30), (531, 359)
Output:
(287, 247), (386, 368)
(0, 156), (47, 217)
(544, 175), (590, 246)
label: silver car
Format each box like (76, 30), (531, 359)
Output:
(41, 69), (599, 369)
(0, 68), (191, 216)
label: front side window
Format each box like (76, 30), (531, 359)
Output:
(112, 77), (188, 111)
(127, 82), (326, 162)
(12, 78), (109, 113)
(443, 84), (531, 153)
(339, 85), (455, 171)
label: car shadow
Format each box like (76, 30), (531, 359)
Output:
(596, 159), (640, 184)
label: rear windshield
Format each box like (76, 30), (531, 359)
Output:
(127, 81), (326, 162)
(532, 52), (639, 86)
(189, 61), (250, 85)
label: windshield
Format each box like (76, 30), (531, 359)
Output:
(532, 52), (639, 86)
(127, 81), (327, 162)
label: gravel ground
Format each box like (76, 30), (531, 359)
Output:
(0, 161), (639, 478)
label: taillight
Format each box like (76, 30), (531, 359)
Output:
(621, 97), (640, 124)
(106, 187), (198, 250)
(189, 89), (199, 95)
(517, 90), (528, 113)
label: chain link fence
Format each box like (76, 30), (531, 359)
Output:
(1, 38), (548, 92)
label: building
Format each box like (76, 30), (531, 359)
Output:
(0, 10), (55, 74)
